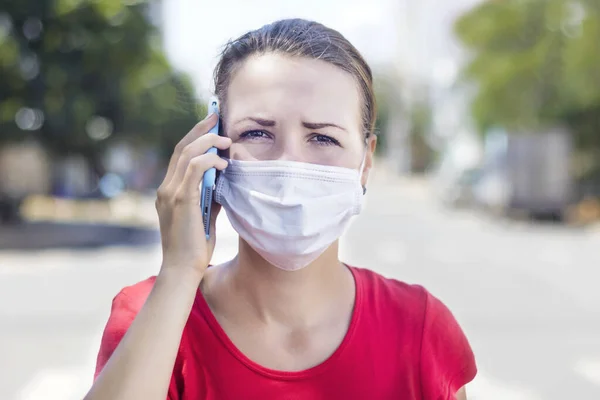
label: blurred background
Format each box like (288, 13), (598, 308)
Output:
(1, 0), (599, 399)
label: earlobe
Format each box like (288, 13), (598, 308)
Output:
(360, 134), (376, 188)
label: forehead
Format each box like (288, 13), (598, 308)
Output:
(226, 53), (361, 127)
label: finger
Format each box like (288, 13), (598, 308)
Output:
(178, 153), (228, 201)
(170, 134), (231, 189)
(164, 113), (219, 186)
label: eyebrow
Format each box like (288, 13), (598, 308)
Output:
(239, 117), (276, 127)
(235, 117), (346, 131)
(303, 122), (346, 132)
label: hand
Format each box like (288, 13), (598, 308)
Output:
(155, 113), (231, 279)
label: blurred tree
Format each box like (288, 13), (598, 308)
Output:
(373, 72), (394, 155)
(373, 69), (436, 172)
(407, 100), (434, 174)
(0, 0), (201, 176)
(454, 0), (600, 156)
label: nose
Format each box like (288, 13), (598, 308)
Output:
(274, 133), (305, 162)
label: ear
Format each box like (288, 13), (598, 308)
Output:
(361, 134), (377, 187)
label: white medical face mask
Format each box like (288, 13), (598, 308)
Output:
(215, 157), (366, 271)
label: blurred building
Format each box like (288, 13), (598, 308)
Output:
(147, 0), (164, 28)
(388, 0), (484, 174)
(0, 141), (51, 199)
(395, 0), (483, 96)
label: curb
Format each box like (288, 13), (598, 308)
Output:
(0, 222), (160, 250)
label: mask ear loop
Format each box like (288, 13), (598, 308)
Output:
(360, 136), (369, 195)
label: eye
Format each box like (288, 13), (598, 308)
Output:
(310, 134), (341, 147)
(239, 130), (271, 141)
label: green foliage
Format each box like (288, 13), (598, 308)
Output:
(455, 0), (600, 150)
(373, 73), (395, 154)
(407, 99), (434, 173)
(0, 0), (200, 161)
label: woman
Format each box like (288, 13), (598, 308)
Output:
(86, 19), (476, 400)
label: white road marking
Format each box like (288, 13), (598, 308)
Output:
(467, 371), (542, 400)
(0, 250), (71, 275)
(17, 331), (105, 400)
(17, 368), (88, 400)
(575, 358), (600, 387)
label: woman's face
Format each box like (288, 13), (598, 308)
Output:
(223, 53), (375, 175)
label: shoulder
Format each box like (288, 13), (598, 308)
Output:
(350, 266), (459, 332)
(94, 276), (158, 378)
(349, 266), (477, 395)
(419, 288), (477, 397)
(111, 276), (158, 313)
(350, 265), (469, 326)
(350, 265), (428, 314)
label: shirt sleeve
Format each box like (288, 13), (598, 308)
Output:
(419, 290), (477, 400)
(93, 287), (182, 400)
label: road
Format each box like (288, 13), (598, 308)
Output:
(1, 168), (599, 400)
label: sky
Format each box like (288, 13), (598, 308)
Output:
(161, 0), (400, 98)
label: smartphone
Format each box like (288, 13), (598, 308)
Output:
(200, 98), (220, 240)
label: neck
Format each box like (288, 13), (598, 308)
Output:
(227, 239), (354, 328)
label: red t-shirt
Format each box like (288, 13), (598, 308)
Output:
(94, 266), (477, 399)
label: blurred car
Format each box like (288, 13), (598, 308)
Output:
(0, 141), (51, 223)
(472, 127), (574, 220)
(438, 167), (482, 208)
(431, 133), (483, 209)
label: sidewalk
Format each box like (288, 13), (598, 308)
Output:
(0, 192), (162, 250)
(369, 159), (433, 201)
